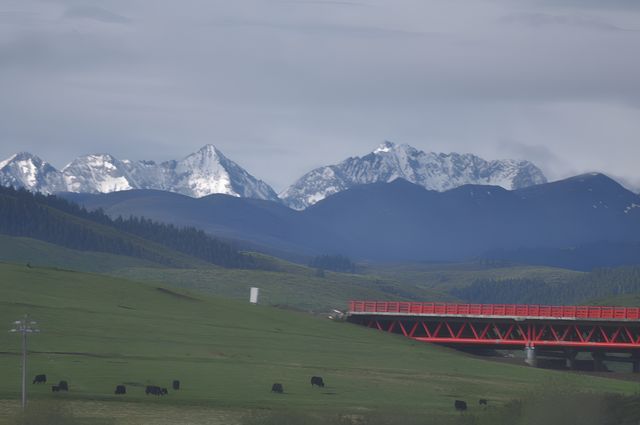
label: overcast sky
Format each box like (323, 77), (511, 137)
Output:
(1, 0), (639, 191)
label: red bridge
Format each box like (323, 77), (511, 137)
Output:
(348, 301), (640, 370)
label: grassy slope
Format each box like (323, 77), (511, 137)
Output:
(363, 262), (584, 291)
(0, 235), (164, 273)
(0, 263), (634, 421)
(110, 266), (451, 312)
(590, 294), (640, 307)
(0, 236), (451, 312)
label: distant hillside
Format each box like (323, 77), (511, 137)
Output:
(63, 173), (640, 268)
(61, 189), (336, 260)
(450, 266), (640, 305)
(0, 185), (254, 268)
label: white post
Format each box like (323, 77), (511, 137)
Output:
(249, 287), (259, 304)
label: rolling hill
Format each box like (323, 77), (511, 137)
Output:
(0, 263), (635, 425)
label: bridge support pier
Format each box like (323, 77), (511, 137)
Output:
(565, 349), (577, 370)
(632, 352), (640, 373)
(592, 352), (605, 372)
(525, 346), (537, 367)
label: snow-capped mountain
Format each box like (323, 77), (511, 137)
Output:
(280, 141), (547, 210)
(151, 145), (279, 199)
(0, 152), (66, 194)
(0, 145), (279, 201)
(63, 154), (136, 193)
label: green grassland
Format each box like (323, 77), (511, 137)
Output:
(590, 294), (640, 307)
(0, 235), (165, 273)
(0, 235), (451, 312)
(0, 263), (637, 425)
(363, 261), (584, 291)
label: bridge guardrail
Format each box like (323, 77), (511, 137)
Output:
(348, 301), (640, 320)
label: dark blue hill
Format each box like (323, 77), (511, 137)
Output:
(59, 173), (640, 268)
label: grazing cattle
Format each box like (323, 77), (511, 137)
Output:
(33, 374), (46, 384)
(51, 385), (59, 392)
(479, 399), (488, 406)
(311, 376), (325, 388)
(172, 380), (180, 390)
(58, 381), (69, 392)
(115, 385), (126, 395)
(145, 385), (164, 396)
(161, 388), (168, 395)
(455, 400), (467, 412)
(271, 383), (284, 393)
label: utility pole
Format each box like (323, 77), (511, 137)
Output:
(9, 315), (39, 410)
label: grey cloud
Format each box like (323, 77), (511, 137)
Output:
(497, 140), (576, 181)
(64, 6), (130, 24)
(0, 0), (639, 191)
(207, 18), (427, 38)
(528, 0), (640, 10)
(500, 13), (630, 31)
(277, 1), (368, 6)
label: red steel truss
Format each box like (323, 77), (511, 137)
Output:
(348, 301), (640, 350)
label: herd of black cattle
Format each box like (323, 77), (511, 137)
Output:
(34, 373), (486, 412)
(270, 375), (325, 394)
(32, 374), (180, 397)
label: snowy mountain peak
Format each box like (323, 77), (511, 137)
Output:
(62, 154), (135, 193)
(197, 143), (221, 155)
(0, 146), (279, 201)
(281, 142), (548, 210)
(0, 152), (66, 194)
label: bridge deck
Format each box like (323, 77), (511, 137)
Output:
(349, 301), (640, 322)
(348, 301), (640, 350)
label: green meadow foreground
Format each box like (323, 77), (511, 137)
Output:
(0, 263), (638, 424)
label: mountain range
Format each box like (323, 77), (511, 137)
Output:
(0, 145), (278, 201)
(280, 141), (547, 209)
(61, 173), (640, 269)
(0, 142), (547, 207)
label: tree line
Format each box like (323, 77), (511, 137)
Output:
(309, 254), (356, 273)
(0, 186), (255, 268)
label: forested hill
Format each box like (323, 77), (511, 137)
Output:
(450, 266), (640, 305)
(0, 186), (255, 269)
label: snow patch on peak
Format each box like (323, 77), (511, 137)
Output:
(624, 203), (640, 214)
(373, 141), (396, 154)
(0, 154), (18, 170)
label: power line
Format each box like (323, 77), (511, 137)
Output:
(9, 315), (39, 410)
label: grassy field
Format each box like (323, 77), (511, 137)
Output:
(0, 262), (637, 425)
(0, 235), (451, 312)
(590, 293), (640, 307)
(362, 261), (584, 291)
